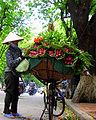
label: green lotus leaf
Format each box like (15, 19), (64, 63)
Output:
(16, 58), (29, 72)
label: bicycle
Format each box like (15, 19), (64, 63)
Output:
(30, 57), (72, 120)
(40, 81), (65, 120)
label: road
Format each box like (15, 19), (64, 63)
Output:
(0, 90), (45, 120)
(0, 90), (62, 120)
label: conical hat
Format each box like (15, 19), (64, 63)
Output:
(2, 32), (24, 44)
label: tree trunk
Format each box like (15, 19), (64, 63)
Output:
(71, 13), (96, 102)
(67, 1), (96, 103)
(72, 75), (96, 103)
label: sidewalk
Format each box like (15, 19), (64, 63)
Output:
(65, 98), (96, 120)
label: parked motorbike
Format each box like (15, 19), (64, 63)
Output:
(28, 82), (37, 95)
(28, 87), (37, 95)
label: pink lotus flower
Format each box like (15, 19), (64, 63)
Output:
(55, 49), (64, 58)
(64, 55), (74, 65)
(64, 47), (71, 53)
(48, 50), (54, 57)
(38, 47), (46, 55)
(34, 44), (39, 48)
(29, 50), (38, 57)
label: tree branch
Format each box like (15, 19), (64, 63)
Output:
(60, 7), (71, 38)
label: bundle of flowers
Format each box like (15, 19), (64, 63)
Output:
(23, 30), (92, 77)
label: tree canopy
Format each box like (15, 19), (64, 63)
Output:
(0, 0), (96, 91)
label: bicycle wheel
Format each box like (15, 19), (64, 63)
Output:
(53, 87), (65, 117)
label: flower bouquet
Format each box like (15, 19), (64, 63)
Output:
(23, 30), (92, 83)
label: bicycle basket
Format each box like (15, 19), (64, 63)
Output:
(29, 58), (73, 84)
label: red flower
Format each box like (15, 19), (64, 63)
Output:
(38, 47), (46, 55)
(55, 49), (64, 58)
(39, 36), (43, 41)
(29, 50), (38, 57)
(34, 44), (39, 48)
(34, 36), (43, 43)
(48, 50), (54, 57)
(43, 43), (49, 46)
(64, 55), (74, 65)
(64, 47), (71, 53)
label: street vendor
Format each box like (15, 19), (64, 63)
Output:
(2, 32), (23, 119)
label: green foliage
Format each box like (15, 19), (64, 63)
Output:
(30, 75), (44, 87)
(0, 44), (7, 76)
(0, 0), (20, 34)
(40, 30), (66, 45)
(40, 30), (77, 47)
(53, 20), (78, 45)
(27, 0), (79, 43)
(90, 0), (96, 14)
(22, 74), (44, 87)
(79, 51), (93, 69)
(0, 0), (33, 40)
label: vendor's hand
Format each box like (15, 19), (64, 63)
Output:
(18, 57), (22, 61)
(21, 56), (28, 60)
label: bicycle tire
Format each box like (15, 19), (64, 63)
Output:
(53, 87), (65, 117)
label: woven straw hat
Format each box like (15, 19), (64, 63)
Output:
(2, 32), (24, 44)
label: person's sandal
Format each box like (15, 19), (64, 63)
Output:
(12, 113), (21, 117)
(4, 113), (15, 119)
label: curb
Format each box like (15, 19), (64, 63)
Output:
(65, 99), (93, 120)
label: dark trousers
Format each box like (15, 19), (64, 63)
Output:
(4, 92), (18, 114)
(3, 72), (19, 114)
